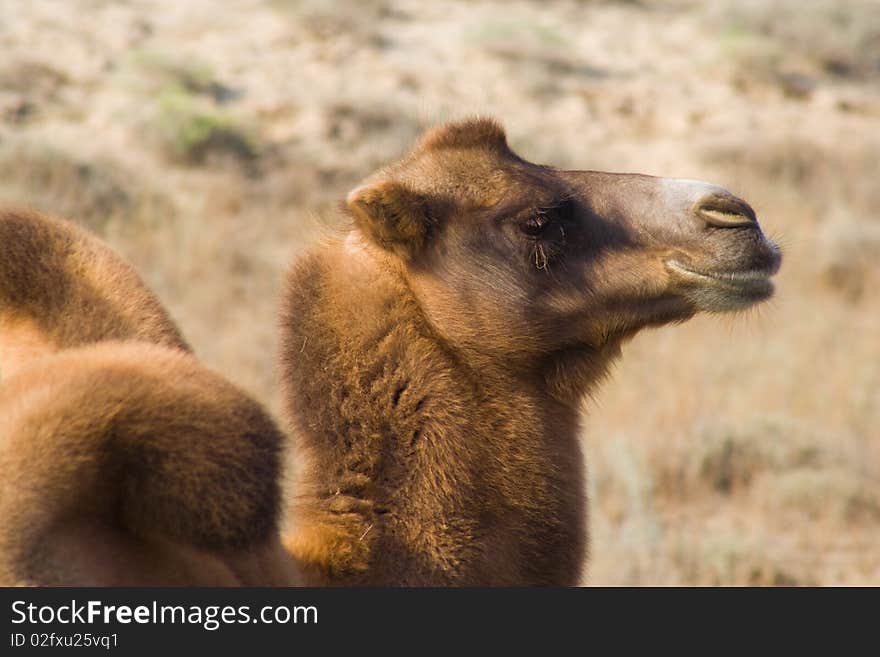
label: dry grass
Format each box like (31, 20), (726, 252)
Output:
(0, 0), (877, 585)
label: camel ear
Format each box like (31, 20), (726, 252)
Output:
(346, 180), (433, 259)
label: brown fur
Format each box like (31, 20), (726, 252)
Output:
(0, 209), (296, 586)
(0, 342), (295, 585)
(280, 117), (781, 585)
(0, 208), (189, 382)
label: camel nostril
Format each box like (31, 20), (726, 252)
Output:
(696, 193), (757, 228)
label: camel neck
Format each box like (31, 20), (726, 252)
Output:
(281, 239), (587, 585)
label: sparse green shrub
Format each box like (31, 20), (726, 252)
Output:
(153, 89), (259, 166)
(0, 141), (170, 232)
(818, 213), (880, 303)
(129, 51), (234, 101)
(688, 532), (809, 586)
(767, 469), (880, 524)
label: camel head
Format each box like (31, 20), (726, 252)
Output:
(345, 117), (781, 372)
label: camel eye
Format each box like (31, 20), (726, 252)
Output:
(520, 198), (574, 237)
(521, 213), (551, 237)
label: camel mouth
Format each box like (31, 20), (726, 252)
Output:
(666, 259), (778, 310)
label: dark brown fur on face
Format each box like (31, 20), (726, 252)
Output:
(0, 209), (296, 586)
(280, 117), (781, 585)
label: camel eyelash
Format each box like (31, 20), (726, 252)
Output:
(527, 221), (567, 270)
(531, 242), (550, 270)
(515, 197), (574, 269)
(522, 198), (575, 233)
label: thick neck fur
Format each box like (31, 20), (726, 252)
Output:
(280, 234), (610, 585)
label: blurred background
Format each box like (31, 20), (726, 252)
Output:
(1, 0), (877, 585)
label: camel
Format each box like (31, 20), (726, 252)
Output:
(0, 209), (189, 381)
(0, 209), (296, 585)
(279, 117), (781, 585)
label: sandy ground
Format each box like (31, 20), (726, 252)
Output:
(1, 0), (878, 584)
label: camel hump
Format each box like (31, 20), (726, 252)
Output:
(0, 208), (190, 372)
(0, 341), (284, 585)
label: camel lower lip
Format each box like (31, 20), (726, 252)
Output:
(666, 260), (775, 289)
